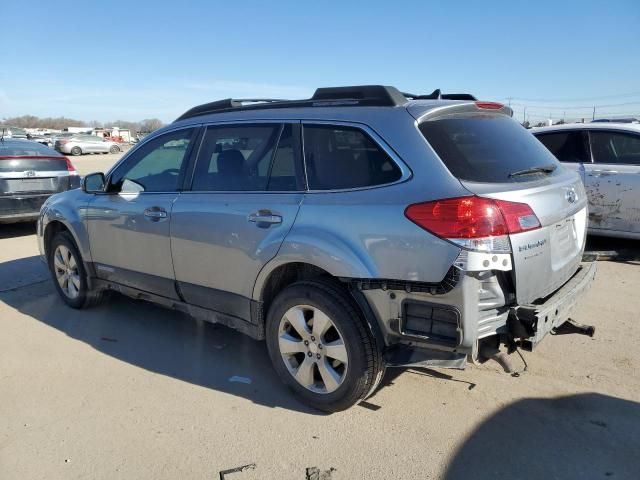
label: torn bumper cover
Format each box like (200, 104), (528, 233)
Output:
(507, 260), (597, 350)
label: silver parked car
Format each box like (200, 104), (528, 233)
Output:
(533, 123), (640, 239)
(37, 86), (596, 411)
(0, 139), (80, 223)
(55, 134), (121, 156)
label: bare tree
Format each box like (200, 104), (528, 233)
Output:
(139, 118), (164, 133)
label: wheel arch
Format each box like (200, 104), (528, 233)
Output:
(255, 260), (386, 349)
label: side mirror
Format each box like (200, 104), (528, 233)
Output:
(82, 172), (106, 193)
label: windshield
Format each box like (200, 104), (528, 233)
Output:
(419, 115), (561, 182)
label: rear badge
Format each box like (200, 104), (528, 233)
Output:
(565, 188), (577, 204)
(24, 170), (36, 177)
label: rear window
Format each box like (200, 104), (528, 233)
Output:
(419, 115), (560, 182)
(0, 141), (62, 157)
(0, 158), (68, 172)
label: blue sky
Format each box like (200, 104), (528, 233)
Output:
(1, 0), (639, 123)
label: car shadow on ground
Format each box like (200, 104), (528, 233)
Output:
(585, 235), (640, 262)
(0, 222), (36, 239)
(443, 393), (640, 479)
(0, 265), (322, 415)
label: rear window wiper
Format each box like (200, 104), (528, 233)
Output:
(508, 164), (557, 178)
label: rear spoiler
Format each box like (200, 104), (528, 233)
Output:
(407, 101), (514, 122)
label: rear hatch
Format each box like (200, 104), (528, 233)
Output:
(415, 103), (587, 304)
(0, 156), (77, 195)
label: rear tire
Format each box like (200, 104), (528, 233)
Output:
(265, 279), (384, 412)
(48, 232), (106, 309)
(70, 146), (82, 156)
(109, 145), (120, 154)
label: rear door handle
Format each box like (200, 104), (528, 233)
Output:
(144, 207), (168, 220)
(248, 211), (282, 225)
(591, 169), (618, 175)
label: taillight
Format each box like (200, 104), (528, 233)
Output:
(58, 139), (69, 144)
(405, 196), (540, 252)
(64, 157), (78, 175)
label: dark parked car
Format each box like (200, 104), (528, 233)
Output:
(0, 139), (80, 223)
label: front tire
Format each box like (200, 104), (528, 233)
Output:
(265, 280), (384, 412)
(48, 232), (105, 309)
(70, 146), (82, 156)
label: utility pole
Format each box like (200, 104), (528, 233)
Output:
(592, 106), (596, 121)
(506, 97), (513, 107)
(523, 106), (527, 124)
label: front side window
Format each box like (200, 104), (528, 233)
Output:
(109, 128), (195, 193)
(303, 125), (402, 190)
(192, 124), (299, 191)
(535, 131), (589, 163)
(590, 131), (640, 165)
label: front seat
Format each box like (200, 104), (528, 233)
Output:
(217, 149), (246, 189)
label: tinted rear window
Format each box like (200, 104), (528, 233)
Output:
(0, 158), (68, 172)
(419, 115), (560, 182)
(0, 141), (62, 157)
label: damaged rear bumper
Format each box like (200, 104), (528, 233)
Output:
(507, 260), (597, 350)
(357, 253), (596, 369)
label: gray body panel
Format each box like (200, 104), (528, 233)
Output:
(37, 97), (596, 363)
(171, 192), (303, 302)
(86, 192), (179, 298)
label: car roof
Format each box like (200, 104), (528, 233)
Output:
(532, 123), (640, 134)
(168, 85), (512, 127)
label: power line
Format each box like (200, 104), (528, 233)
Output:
(502, 90), (640, 103)
(509, 101), (640, 110)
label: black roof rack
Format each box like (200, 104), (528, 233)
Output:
(402, 89), (477, 101)
(174, 85), (477, 122)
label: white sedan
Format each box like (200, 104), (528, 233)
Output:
(533, 123), (640, 239)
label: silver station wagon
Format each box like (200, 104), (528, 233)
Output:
(533, 123), (640, 239)
(38, 86), (596, 411)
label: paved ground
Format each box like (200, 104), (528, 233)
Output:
(68, 151), (124, 177)
(1, 217), (639, 478)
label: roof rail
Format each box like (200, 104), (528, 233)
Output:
(174, 85), (477, 122)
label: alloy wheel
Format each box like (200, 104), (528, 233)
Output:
(278, 305), (349, 394)
(53, 245), (81, 299)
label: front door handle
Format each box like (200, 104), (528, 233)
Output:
(590, 169), (618, 176)
(144, 207), (168, 220)
(248, 210), (282, 226)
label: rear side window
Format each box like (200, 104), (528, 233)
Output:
(419, 115), (560, 183)
(590, 131), (640, 165)
(535, 131), (589, 163)
(303, 125), (402, 190)
(192, 124), (301, 191)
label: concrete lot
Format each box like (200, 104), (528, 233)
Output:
(1, 185), (639, 478)
(68, 151), (124, 177)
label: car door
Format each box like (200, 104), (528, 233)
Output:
(94, 136), (108, 153)
(80, 136), (96, 153)
(86, 126), (199, 298)
(170, 122), (304, 321)
(534, 129), (590, 183)
(584, 129), (640, 234)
